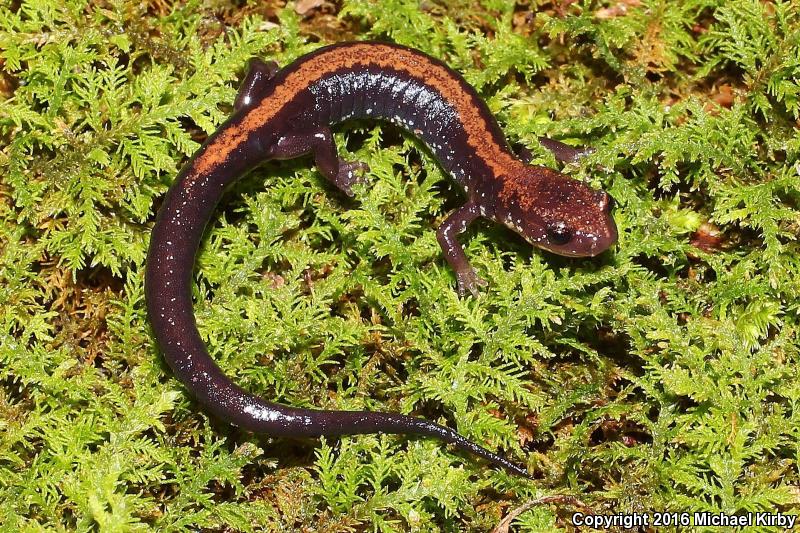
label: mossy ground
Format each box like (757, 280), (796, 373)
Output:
(1, 0), (799, 531)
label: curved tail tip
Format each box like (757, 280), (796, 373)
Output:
(499, 459), (535, 480)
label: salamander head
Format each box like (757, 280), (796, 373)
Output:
(495, 166), (617, 257)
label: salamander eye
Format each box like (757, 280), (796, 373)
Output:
(547, 223), (572, 245)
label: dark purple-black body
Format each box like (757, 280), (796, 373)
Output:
(146, 42), (617, 479)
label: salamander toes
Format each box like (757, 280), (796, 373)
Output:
(336, 160), (370, 196)
(456, 268), (488, 298)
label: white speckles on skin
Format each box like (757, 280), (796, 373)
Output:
(244, 404), (282, 422)
(188, 370), (210, 386)
(312, 71), (470, 192)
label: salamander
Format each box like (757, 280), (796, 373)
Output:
(145, 41), (617, 479)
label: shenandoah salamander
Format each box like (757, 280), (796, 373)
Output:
(145, 42), (617, 479)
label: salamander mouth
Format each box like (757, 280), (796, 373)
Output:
(538, 217), (618, 258)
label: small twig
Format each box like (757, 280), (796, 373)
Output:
(491, 494), (590, 533)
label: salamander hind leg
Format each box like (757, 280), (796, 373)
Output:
(235, 58), (280, 112)
(516, 138), (595, 165)
(536, 137), (595, 164)
(436, 202), (487, 297)
(268, 126), (369, 197)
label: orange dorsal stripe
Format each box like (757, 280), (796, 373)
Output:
(192, 43), (519, 177)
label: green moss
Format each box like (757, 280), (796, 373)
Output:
(1, 0), (798, 530)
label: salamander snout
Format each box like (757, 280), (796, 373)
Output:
(582, 190), (618, 256)
(585, 207), (618, 257)
(495, 167), (618, 258)
(595, 190), (614, 213)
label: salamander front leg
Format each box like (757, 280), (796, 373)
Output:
(235, 58), (280, 112)
(268, 126), (368, 197)
(436, 201), (486, 297)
